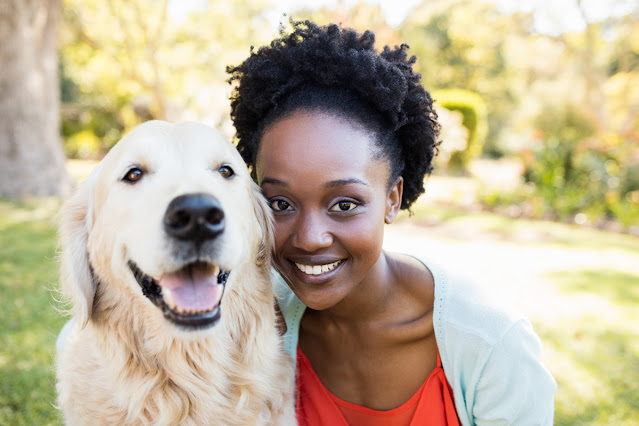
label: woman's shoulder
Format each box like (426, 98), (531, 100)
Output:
(416, 256), (524, 344)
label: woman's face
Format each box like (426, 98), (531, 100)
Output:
(256, 110), (402, 311)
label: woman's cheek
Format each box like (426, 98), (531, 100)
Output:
(336, 214), (385, 255)
(273, 216), (294, 254)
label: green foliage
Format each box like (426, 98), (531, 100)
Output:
(59, 0), (273, 158)
(433, 88), (487, 171)
(400, 0), (531, 155)
(292, 1), (398, 45)
(506, 104), (639, 227)
(525, 105), (596, 218)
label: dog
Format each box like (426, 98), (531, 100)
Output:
(55, 121), (296, 425)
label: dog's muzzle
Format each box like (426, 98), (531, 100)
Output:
(128, 193), (230, 329)
(129, 260), (229, 329)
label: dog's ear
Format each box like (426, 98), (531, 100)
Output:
(58, 176), (97, 329)
(251, 182), (274, 268)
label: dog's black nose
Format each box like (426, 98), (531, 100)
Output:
(164, 193), (224, 241)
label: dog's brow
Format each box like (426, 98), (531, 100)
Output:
(261, 178), (288, 187)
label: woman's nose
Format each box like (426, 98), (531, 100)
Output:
(292, 211), (332, 252)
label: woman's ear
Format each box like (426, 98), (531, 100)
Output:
(251, 182), (275, 268)
(385, 177), (403, 224)
(58, 179), (97, 329)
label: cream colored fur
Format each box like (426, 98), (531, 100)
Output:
(56, 121), (295, 425)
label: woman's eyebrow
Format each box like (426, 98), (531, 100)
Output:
(324, 178), (368, 188)
(261, 177), (288, 186)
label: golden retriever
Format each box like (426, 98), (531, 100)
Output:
(55, 121), (295, 425)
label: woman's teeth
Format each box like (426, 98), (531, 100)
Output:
(295, 260), (341, 275)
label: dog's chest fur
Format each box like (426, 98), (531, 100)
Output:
(56, 282), (295, 425)
(58, 318), (293, 424)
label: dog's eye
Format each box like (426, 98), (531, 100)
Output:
(122, 167), (144, 183)
(219, 165), (234, 179)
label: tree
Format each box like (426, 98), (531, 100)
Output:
(0, 0), (73, 198)
(292, 1), (402, 48)
(400, 0), (533, 155)
(60, 0), (272, 157)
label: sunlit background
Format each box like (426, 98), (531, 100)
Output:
(1, 0), (638, 424)
(53, 0), (639, 231)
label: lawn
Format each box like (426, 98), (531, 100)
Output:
(0, 198), (65, 426)
(1, 173), (638, 424)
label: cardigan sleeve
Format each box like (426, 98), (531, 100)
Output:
(272, 269), (305, 360)
(471, 318), (557, 425)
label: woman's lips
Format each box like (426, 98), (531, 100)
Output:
(285, 258), (346, 283)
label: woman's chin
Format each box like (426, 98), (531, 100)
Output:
(289, 281), (348, 312)
(298, 294), (340, 311)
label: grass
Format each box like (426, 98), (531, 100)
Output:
(540, 269), (639, 426)
(0, 199), (65, 426)
(1, 166), (638, 424)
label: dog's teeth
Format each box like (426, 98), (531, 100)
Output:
(321, 264), (329, 273)
(163, 288), (176, 309)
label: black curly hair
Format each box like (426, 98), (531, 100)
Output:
(227, 20), (440, 210)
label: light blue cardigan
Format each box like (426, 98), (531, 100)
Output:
(273, 257), (557, 426)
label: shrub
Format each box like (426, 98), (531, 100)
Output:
(432, 88), (487, 171)
(484, 104), (639, 229)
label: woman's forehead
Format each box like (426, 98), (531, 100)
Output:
(256, 111), (386, 177)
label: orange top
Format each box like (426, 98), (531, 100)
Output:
(296, 347), (460, 426)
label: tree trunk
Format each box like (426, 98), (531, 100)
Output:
(0, 0), (73, 198)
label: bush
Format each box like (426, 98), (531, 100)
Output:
(432, 89), (487, 171)
(483, 104), (639, 230)
(59, 61), (138, 159)
(61, 105), (125, 159)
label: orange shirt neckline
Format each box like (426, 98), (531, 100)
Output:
(295, 346), (460, 426)
(297, 347), (430, 415)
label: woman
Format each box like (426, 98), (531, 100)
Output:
(227, 21), (556, 425)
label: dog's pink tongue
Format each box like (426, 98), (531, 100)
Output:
(159, 266), (223, 312)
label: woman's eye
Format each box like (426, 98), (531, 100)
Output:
(330, 201), (358, 212)
(269, 199), (293, 212)
(122, 167), (144, 183)
(219, 165), (234, 179)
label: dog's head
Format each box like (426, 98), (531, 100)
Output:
(59, 121), (272, 331)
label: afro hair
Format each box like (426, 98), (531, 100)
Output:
(227, 20), (440, 210)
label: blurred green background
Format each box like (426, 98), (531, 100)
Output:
(1, 0), (638, 424)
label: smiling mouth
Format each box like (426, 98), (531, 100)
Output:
(128, 260), (229, 329)
(294, 260), (343, 276)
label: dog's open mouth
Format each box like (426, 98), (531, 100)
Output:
(128, 260), (229, 328)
